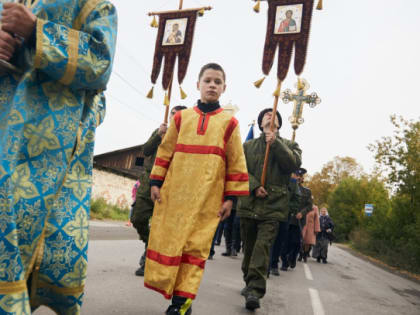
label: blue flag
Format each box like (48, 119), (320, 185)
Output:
(245, 124), (254, 142)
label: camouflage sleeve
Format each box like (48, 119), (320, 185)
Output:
(289, 181), (301, 215)
(270, 138), (302, 172)
(243, 142), (261, 193)
(143, 129), (162, 157)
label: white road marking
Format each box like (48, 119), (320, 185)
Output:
(303, 263), (314, 280)
(309, 288), (326, 315)
(89, 220), (122, 228)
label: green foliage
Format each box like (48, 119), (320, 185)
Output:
(306, 156), (364, 206)
(90, 198), (129, 221)
(328, 176), (390, 242)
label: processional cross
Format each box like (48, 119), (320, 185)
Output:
(281, 78), (321, 142)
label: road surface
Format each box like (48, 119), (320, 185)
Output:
(34, 220), (420, 315)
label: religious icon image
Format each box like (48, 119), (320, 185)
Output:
(274, 4), (303, 34)
(162, 18), (188, 46)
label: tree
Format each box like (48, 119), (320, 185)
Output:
(327, 177), (390, 241)
(368, 115), (420, 212)
(306, 156), (364, 206)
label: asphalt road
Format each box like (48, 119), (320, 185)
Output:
(34, 221), (420, 315)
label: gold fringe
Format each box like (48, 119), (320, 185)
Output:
(253, 0), (260, 13)
(316, 0), (323, 10)
(273, 81), (282, 97)
(163, 92), (170, 106)
(146, 86), (154, 99)
(180, 86), (187, 99)
(254, 76), (265, 88)
(198, 8), (205, 16)
(150, 16), (158, 28)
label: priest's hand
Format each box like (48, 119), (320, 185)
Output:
(151, 186), (161, 203)
(158, 123), (168, 137)
(218, 200), (233, 221)
(0, 30), (17, 61)
(255, 186), (268, 198)
(265, 130), (276, 145)
(1, 3), (37, 40)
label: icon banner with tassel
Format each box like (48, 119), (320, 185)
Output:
(148, 7), (211, 92)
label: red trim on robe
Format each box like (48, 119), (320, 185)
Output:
(174, 144), (225, 160)
(223, 117), (239, 145)
(150, 175), (165, 181)
(144, 282), (172, 299)
(226, 173), (249, 182)
(224, 191), (250, 196)
(147, 249), (182, 266)
(155, 157), (170, 169)
(173, 290), (197, 300)
(181, 254), (206, 269)
(174, 111), (182, 133)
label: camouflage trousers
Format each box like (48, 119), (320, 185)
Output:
(240, 218), (279, 298)
(130, 195), (154, 244)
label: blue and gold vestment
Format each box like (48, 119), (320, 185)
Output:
(0, 0), (117, 313)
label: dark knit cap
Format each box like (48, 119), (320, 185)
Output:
(257, 108), (282, 131)
(295, 168), (307, 176)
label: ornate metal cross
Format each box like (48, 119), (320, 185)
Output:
(281, 78), (321, 141)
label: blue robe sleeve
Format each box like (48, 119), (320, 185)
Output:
(34, 0), (118, 91)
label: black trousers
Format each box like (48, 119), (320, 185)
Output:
(223, 210), (241, 251)
(270, 221), (289, 269)
(286, 224), (302, 263)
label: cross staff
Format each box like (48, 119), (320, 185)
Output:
(281, 78), (321, 142)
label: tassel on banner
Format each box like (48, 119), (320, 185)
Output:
(146, 86), (154, 99)
(253, 0), (260, 13)
(254, 76), (266, 88)
(198, 8), (205, 16)
(273, 83), (281, 97)
(316, 0), (323, 10)
(163, 92), (170, 106)
(150, 16), (158, 28)
(180, 86), (187, 99)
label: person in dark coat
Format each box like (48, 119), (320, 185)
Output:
(313, 207), (334, 263)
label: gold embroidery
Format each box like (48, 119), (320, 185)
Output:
(73, 0), (103, 30)
(37, 281), (85, 295)
(34, 18), (45, 69)
(59, 29), (80, 85)
(0, 280), (26, 295)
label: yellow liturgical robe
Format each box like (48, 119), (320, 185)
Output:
(144, 106), (249, 300)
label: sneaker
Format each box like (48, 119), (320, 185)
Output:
(232, 248), (238, 257)
(280, 265), (288, 272)
(135, 265), (144, 276)
(221, 249), (232, 257)
(322, 258), (328, 264)
(289, 257), (296, 269)
(245, 295), (260, 310)
(270, 267), (280, 276)
(240, 286), (249, 297)
(165, 305), (192, 315)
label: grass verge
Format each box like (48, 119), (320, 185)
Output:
(90, 197), (129, 221)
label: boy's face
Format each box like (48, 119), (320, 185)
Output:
(197, 69), (226, 103)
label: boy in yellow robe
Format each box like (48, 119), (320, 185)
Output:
(145, 63), (249, 315)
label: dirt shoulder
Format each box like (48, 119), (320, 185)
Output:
(335, 243), (420, 285)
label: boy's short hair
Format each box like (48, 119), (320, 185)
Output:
(172, 105), (187, 111)
(198, 63), (226, 82)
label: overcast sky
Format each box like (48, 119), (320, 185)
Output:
(95, 0), (420, 175)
